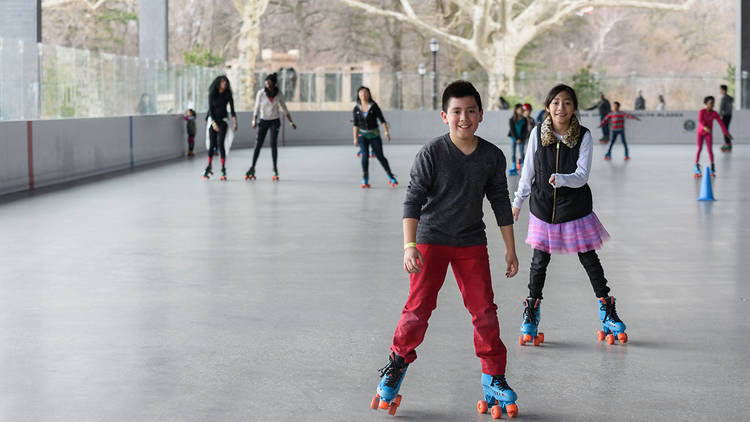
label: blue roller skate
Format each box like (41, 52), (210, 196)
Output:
(508, 167), (518, 176)
(597, 296), (628, 344)
(387, 173), (398, 188)
(370, 352), (408, 416)
(477, 374), (518, 419)
(709, 163), (716, 177)
(361, 174), (371, 189)
(693, 163), (702, 178)
(519, 297), (544, 346)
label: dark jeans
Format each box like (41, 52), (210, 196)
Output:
(252, 118), (281, 170)
(528, 248), (610, 299)
(359, 135), (392, 176)
(606, 130), (629, 157)
(599, 115), (610, 139)
(722, 115), (732, 145)
(208, 121), (227, 159)
(510, 139), (526, 167)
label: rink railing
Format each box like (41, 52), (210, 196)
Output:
(0, 109), (745, 197)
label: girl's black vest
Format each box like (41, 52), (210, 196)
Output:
(529, 124), (593, 224)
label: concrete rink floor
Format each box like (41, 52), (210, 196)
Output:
(0, 141), (748, 421)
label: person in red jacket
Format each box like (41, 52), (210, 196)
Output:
(695, 96), (733, 177)
(600, 102), (640, 160)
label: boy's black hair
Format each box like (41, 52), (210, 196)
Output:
(544, 84), (578, 110)
(441, 80), (482, 112)
(613, 101), (621, 107)
(187, 108), (196, 116)
(720, 84), (728, 91)
(704, 95), (715, 104)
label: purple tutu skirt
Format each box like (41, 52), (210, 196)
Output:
(526, 212), (610, 254)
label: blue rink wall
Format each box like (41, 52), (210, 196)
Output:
(0, 110), (745, 196)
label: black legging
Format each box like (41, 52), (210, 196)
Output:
(359, 134), (392, 176)
(208, 120), (227, 159)
(722, 115), (732, 145)
(252, 118), (281, 170)
(527, 248), (610, 299)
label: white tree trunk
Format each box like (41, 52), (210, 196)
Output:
(233, 0), (269, 106)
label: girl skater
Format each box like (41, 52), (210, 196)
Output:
(512, 84), (627, 346)
(352, 86), (397, 188)
(695, 96), (732, 177)
(246, 73), (296, 181)
(203, 75), (237, 181)
(521, 103), (534, 169)
(184, 108), (196, 157)
(507, 104), (528, 176)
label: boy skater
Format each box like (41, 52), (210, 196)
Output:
(601, 101), (640, 160)
(370, 81), (520, 419)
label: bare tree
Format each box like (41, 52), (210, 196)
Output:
(339, 0), (695, 107)
(232, 0), (271, 104)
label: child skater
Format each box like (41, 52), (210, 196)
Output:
(695, 96), (733, 177)
(507, 104), (528, 175)
(352, 86), (398, 188)
(601, 101), (640, 161)
(371, 81), (520, 419)
(511, 84), (628, 347)
(184, 108), (196, 157)
(521, 103), (534, 169)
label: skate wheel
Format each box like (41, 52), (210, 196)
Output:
(370, 394), (380, 410)
(519, 334), (525, 346)
(533, 335), (541, 346)
(202, 176), (209, 179)
(618, 333), (628, 343)
(597, 330), (605, 341)
(378, 400), (389, 410)
(506, 403), (519, 418)
(523, 334), (532, 343)
(606, 334), (615, 345)
(477, 400), (489, 414)
(538, 332), (544, 343)
(491, 405), (502, 419)
(387, 395), (401, 416)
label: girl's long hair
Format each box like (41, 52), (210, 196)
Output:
(355, 86), (374, 105)
(209, 75), (232, 99)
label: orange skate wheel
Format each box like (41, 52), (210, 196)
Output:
(392, 395), (401, 406)
(379, 400), (389, 410)
(491, 405), (502, 419)
(533, 335), (541, 346)
(370, 394), (380, 409)
(618, 333), (628, 343)
(597, 330), (606, 341)
(387, 404), (398, 416)
(506, 403), (519, 418)
(519, 334), (525, 346)
(606, 334), (615, 345)
(538, 332), (544, 343)
(523, 334), (532, 343)
(477, 400), (488, 414)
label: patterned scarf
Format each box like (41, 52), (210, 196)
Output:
(540, 114), (581, 148)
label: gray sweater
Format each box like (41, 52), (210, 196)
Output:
(403, 134), (514, 246)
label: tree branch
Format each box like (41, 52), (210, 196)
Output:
(42, 0), (108, 9)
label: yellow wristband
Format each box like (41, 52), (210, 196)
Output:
(404, 242), (417, 250)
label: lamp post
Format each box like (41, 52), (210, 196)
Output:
(418, 63), (426, 110)
(429, 38), (439, 110)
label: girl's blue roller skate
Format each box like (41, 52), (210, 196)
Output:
(370, 352), (408, 416)
(597, 296), (628, 344)
(693, 163), (702, 178)
(477, 374), (518, 419)
(361, 174), (371, 189)
(519, 297), (544, 346)
(387, 173), (398, 188)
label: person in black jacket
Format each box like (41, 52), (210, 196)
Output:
(585, 93), (611, 143)
(353, 86), (397, 188)
(507, 104), (528, 176)
(511, 84), (628, 347)
(203, 75), (237, 181)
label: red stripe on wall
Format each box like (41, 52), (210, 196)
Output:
(27, 121), (34, 190)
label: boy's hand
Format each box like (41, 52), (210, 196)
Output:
(548, 174), (556, 186)
(505, 251), (519, 278)
(704, 127), (711, 134)
(353, 139), (359, 147)
(404, 247), (424, 274)
(728, 133), (733, 140)
(512, 206), (521, 222)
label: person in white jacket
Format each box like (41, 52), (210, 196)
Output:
(246, 73), (296, 181)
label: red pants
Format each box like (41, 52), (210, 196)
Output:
(391, 244), (507, 375)
(695, 132), (714, 163)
